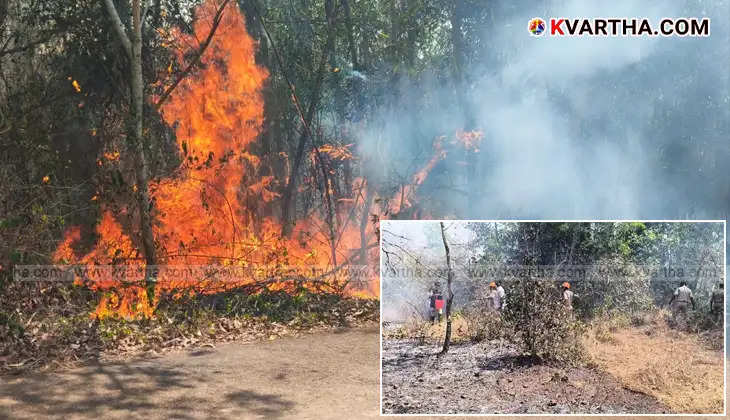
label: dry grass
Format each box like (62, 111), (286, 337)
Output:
(584, 310), (724, 414)
(382, 316), (472, 344)
(424, 316), (472, 342)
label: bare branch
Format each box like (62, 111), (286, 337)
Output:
(439, 221), (454, 355)
(0, 36), (55, 57)
(102, 0), (133, 59)
(154, 0), (231, 110)
(141, 0), (152, 29)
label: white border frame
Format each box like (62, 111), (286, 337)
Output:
(379, 219), (727, 417)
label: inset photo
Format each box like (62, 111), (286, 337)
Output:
(380, 220), (726, 415)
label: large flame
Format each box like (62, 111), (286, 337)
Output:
(55, 1), (379, 319)
(154, 0), (269, 265)
(54, 1), (477, 319)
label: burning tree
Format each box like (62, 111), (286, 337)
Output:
(29, 0), (484, 320)
(101, 0), (160, 304)
(54, 0), (386, 319)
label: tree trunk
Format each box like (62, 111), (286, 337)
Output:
(403, 0), (416, 67)
(341, 0), (358, 70)
(450, 1), (465, 88)
(280, 0), (338, 238)
(131, 0), (158, 304)
(103, 0), (158, 304)
(341, 0), (359, 197)
(359, 183), (374, 265)
(450, 0), (478, 217)
(440, 221), (454, 355)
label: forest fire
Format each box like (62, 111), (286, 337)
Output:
(454, 130), (484, 152)
(51, 1), (479, 319)
(386, 130), (483, 216)
(53, 1), (377, 319)
(388, 139), (447, 215)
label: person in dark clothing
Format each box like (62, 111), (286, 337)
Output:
(710, 282), (724, 323)
(428, 282), (444, 324)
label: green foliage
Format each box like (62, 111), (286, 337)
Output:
(0, 311), (25, 338)
(155, 287), (376, 327)
(468, 222), (722, 324)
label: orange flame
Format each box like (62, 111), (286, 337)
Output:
(388, 139), (447, 215)
(454, 129), (484, 152)
(55, 1), (379, 319)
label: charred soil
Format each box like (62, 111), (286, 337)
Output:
(381, 337), (670, 414)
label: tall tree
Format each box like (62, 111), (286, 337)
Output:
(439, 221), (454, 354)
(101, 0), (230, 303)
(279, 0), (338, 239)
(102, 0), (157, 302)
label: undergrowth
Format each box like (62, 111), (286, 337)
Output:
(1, 282), (378, 375)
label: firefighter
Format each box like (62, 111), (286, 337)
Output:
(496, 281), (506, 311)
(487, 281), (502, 312)
(562, 281), (575, 311)
(669, 281), (695, 329)
(710, 282), (724, 323)
(428, 283), (444, 324)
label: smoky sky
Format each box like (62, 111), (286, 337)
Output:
(357, 0), (729, 228)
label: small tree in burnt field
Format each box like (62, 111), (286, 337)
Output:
(502, 277), (585, 364)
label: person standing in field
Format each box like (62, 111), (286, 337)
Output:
(562, 282), (575, 311)
(428, 282), (444, 324)
(669, 281), (695, 329)
(496, 281), (506, 311)
(487, 281), (502, 312)
(710, 282), (723, 324)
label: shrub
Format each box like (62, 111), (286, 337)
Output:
(580, 257), (655, 318)
(501, 277), (585, 364)
(686, 309), (720, 333)
(461, 305), (509, 343)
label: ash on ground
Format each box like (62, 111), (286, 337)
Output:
(381, 338), (669, 414)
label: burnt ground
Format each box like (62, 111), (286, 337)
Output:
(381, 338), (671, 415)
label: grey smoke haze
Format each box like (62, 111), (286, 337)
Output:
(381, 221), (726, 327)
(358, 0), (729, 224)
(365, 0), (728, 331)
(380, 221), (480, 322)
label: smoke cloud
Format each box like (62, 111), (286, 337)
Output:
(358, 0), (729, 223)
(366, 0), (728, 334)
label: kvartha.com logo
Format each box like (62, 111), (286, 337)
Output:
(528, 17), (710, 37)
(528, 17), (547, 36)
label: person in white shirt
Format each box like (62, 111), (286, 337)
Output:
(487, 282), (503, 312)
(496, 281), (506, 311)
(562, 282), (575, 311)
(669, 281), (695, 328)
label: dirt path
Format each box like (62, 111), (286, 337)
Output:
(0, 327), (380, 420)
